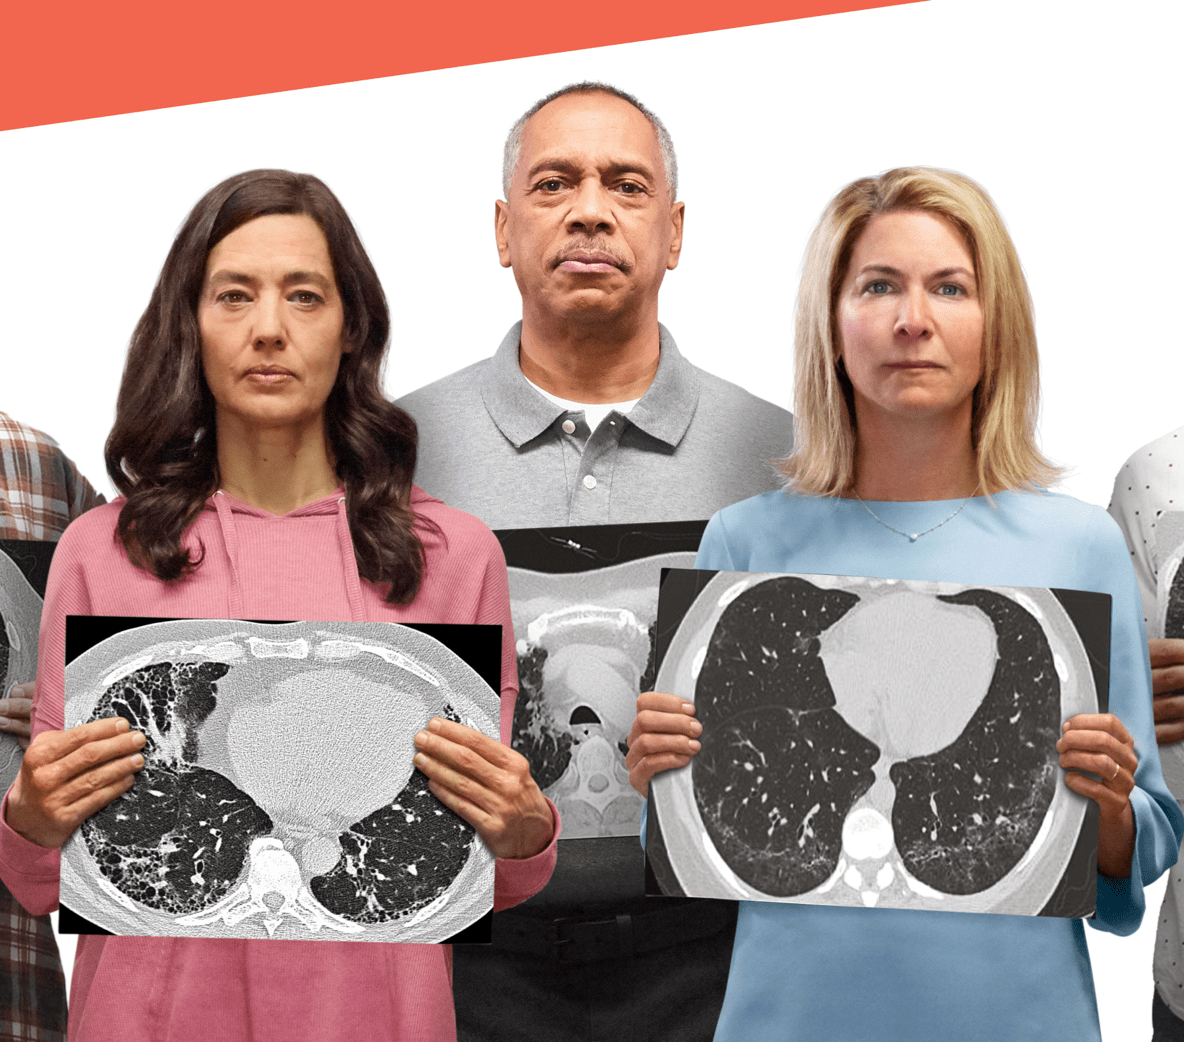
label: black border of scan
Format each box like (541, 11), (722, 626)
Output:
(644, 570), (1109, 920)
(59, 616), (502, 944)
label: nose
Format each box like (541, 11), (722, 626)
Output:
(252, 291), (285, 349)
(566, 178), (616, 234)
(894, 287), (933, 339)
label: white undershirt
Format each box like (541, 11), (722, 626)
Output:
(524, 376), (641, 433)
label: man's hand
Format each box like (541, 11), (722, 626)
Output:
(413, 718), (554, 860)
(625, 692), (702, 798)
(1150, 638), (1184, 744)
(0, 682), (35, 749)
(5, 717), (146, 849)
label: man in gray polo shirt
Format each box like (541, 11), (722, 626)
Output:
(398, 82), (793, 1042)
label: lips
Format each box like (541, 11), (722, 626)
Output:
(244, 365), (295, 382)
(552, 243), (627, 273)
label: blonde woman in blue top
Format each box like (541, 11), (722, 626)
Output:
(627, 167), (1184, 1041)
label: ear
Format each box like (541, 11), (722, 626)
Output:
(495, 199), (513, 269)
(667, 201), (686, 271)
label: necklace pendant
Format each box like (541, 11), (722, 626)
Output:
(909, 533), (919, 542)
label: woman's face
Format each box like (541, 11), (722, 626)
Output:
(836, 210), (984, 431)
(198, 213), (349, 435)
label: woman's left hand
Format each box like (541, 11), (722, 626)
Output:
(412, 717), (554, 860)
(1057, 713), (1138, 878)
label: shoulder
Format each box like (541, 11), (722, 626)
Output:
(1005, 489), (1131, 565)
(678, 363), (794, 461)
(1111, 425), (1184, 499)
(691, 366), (792, 425)
(0, 410), (57, 449)
(714, 487), (799, 525)
(1119, 425), (1184, 472)
(397, 359), (491, 414)
(411, 486), (504, 563)
(55, 499), (124, 552)
(705, 488), (799, 548)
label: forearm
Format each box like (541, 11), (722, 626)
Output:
(492, 798), (560, 911)
(1097, 800), (1136, 879)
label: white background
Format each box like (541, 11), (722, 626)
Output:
(2, 0), (1182, 1036)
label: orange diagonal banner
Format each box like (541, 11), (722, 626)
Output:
(2, 0), (924, 132)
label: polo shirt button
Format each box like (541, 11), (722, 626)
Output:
(562, 419), (576, 434)
(583, 474), (597, 490)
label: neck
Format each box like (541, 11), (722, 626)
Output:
(518, 305), (660, 403)
(215, 412), (341, 515)
(850, 407), (980, 502)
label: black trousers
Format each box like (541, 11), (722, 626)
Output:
(1154, 989), (1184, 1042)
(453, 917), (736, 1042)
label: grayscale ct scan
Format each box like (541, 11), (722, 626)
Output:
(0, 541), (55, 796)
(647, 570), (1109, 918)
(61, 619), (499, 943)
(496, 522), (706, 840)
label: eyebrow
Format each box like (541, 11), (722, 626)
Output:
(206, 269), (333, 291)
(857, 264), (976, 281)
(524, 157), (657, 185)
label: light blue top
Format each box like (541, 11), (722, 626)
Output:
(645, 489), (1184, 1042)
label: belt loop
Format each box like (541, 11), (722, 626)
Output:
(615, 914), (634, 959)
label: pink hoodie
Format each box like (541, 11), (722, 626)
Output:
(0, 486), (558, 1042)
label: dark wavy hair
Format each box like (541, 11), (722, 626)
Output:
(104, 169), (433, 604)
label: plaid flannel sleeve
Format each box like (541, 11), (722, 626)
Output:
(0, 412), (104, 540)
(0, 410), (100, 1039)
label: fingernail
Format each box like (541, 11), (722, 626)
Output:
(690, 721), (703, 736)
(681, 703), (696, 715)
(1062, 721), (1070, 732)
(131, 731), (146, 747)
(428, 718), (443, 732)
(414, 731), (428, 746)
(689, 740), (702, 752)
(115, 718), (129, 732)
(413, 752), (426, 767)
(130, 754), (144, 768)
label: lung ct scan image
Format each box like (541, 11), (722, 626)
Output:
(0, 540), (57, 796)
(496, 521), (706, 840)
(61, 618), (500, 944)
(646, 570), (1110, 919)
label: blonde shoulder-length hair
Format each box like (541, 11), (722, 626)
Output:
(778, 166), (1061, 496)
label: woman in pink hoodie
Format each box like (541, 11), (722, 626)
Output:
(0, 169), (559, 1041)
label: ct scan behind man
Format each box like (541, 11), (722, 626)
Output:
(398, 83), (794, 1041)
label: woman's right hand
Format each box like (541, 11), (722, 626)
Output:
(5, 718), (146, 849)
(625, 692), (703, 798)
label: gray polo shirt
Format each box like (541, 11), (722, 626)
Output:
(398, 322), (794, 529)
(397, 322), (794, 912)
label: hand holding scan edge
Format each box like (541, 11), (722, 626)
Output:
(413, 717), (554, 860)
(1148, 638), (1184, 745)
(626, 691), (703, 798)
(4, 717), (146, 849)
(0, 681), (36, 749)
(1057, 712), (1138, 878)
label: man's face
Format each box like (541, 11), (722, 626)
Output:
(496, 91), (684, 329)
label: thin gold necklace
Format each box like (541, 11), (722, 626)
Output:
(854, 486), (980, 543)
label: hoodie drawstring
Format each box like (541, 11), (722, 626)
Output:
(212, 490), (366, 621)
(336, 496), (367, 622)
(212, 490), (245, 618)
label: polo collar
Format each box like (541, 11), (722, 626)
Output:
(480, 321), (700, 449)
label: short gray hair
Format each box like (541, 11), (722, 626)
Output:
(501, 82), (678, 201)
